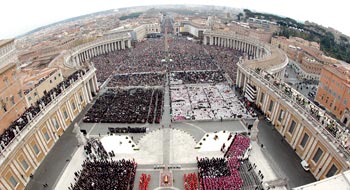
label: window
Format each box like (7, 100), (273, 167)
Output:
(288, 120), (296, 134)
(278, 110), (285, 122)
(10, 96), (15, 105)
(312, 148), (323, 163)
(326, 164), (338, 178)
(44, 132), (50, 141)
(21, 159), (29, 170)
(4, 78), (9, 86)
(52, 118), (59, 129)
(2, 103), (7, 112)
(34, 92), (37, 96)
(63, 110), (68, 119)
(12, 72), (16, 81)
(260, 93), (265, 104)
(33, 144), (40, 155)
(18, 90), (22, 98)
(268, 100), (274, 112)
(71, 101), (76, 110)
(80, 94), (83, 102)
(9, 176), (18, 188)
(300, 133), (309, 148)
(344, 99), (348, 105)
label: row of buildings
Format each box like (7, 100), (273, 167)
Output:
(0, 9), (349, 189)
(0, 38), (98, 190)
(270, 35), (350, 128)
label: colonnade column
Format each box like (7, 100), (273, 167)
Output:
(121, 41), (125, 49)
(127, 40), (131, 48)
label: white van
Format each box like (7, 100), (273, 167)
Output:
(301, 160), (310, 171)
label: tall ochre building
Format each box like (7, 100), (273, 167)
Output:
(0, 39), (26, 133)
(315, 64), (350, 128)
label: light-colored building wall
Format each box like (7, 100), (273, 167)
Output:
(0, 67), (97, 190)
(236, 62), (350, 180)
(24, 69), (64, 107)
(272, 36), (326, 79)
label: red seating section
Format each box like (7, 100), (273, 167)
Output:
(139, 173), (151, 190)
(184, 173), (198, 190)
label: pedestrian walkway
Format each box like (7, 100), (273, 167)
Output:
(54, 147), (85, 190)
(249, 141), (288, 189)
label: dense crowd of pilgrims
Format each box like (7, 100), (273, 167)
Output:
(170, 83), (254, 121)
(84, 36), (245, 125)
(196, 134), (263, 190)
(170, 70), (226, 85)
(108, 127), (147, 134)
(69, 159), (137, 190)
(0, 70), (86, 152)
(84, 138), (109, 161)
(0, 35), (260, 189)
(107, 73), (165, 87)
(91, 38), (242, 85)
(83, 88), (163, 124)
(70, 138), (137, 190)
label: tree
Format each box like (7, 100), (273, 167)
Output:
(237, 13), (243, 21)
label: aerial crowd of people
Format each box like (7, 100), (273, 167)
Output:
(69, 159), (137, 190)
(83, 88), (163, 124)
(170, 70), (226, 85)
(108, 73), (165, 87)
(90, 37), (242, 85)
(196, 133), (265, 190)
(0, 70), (85, 152)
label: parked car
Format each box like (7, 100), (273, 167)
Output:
(301, 160), (310, 171)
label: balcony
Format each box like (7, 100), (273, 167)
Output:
(0, 67), (95, 163)
(238, 61), (350, 163)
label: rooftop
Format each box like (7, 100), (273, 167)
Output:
(293, 170), (350, 190)
(325, 64), (350, 83)
(0, 39), (14, 48)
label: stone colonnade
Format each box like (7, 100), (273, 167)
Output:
(71, 38), (132, 67)
(203, 34), (265, 60)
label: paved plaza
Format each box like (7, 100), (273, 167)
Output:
(25, 51), (315, 190)
(48, 86), (313, 190)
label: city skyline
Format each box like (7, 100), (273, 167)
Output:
(0, 0), (348, 39)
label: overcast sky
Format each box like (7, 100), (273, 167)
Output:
(0, 0), (348, 39)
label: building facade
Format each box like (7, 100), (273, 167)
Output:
(271, 36), (335, 80)
(235, 60), (350, 181)
(0, 32), (133, 189)
(24, 69), (64, 107)
(202, 30), (350, 181)
(0, 67), (98, 190)
(0, 39), (26, 133)
(315, 64), (350, 128)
